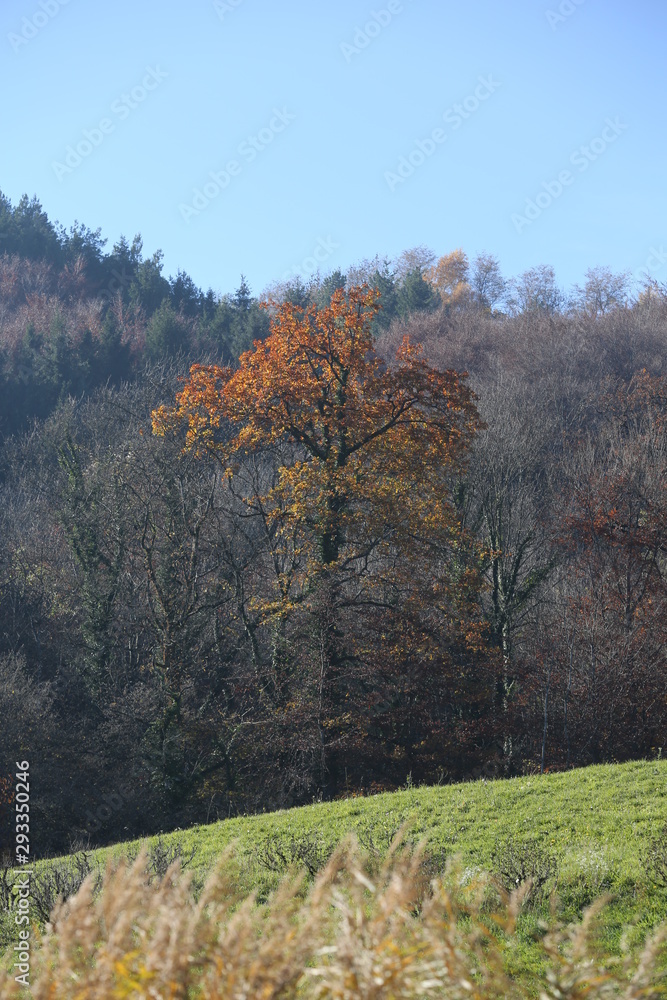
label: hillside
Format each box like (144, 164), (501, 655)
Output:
(107, 758), (667, 905)
(17, 762), (667, 940)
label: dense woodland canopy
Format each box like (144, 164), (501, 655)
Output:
(0, 191), (666, 857)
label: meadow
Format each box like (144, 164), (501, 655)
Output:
(2, 759), (667, 996)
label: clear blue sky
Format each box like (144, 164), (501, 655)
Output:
(1, 0), (665, 298)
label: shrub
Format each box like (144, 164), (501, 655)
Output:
(256, 830), (331, 877)
(28, 850), (101, 924)
(125, 836), (198, 883)
(491, 837), (559, 901)
(641, 823), (667, 888)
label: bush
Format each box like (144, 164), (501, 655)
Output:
(355, 824), (450, 884)
(491, 837), (559, 901)
(125, 836), (198, 882)
(256, 830), (331, 877)
(641, 823), (667, 888)
(28, 850), (101, 924)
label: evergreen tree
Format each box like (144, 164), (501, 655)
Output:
(145, 301), (190, 360)
(369, 262), (399, 331)
(317, 269), (347, 306)
(233, 274), (252, 312)
(0, 192), (63, 265)
(62, 222), (107, 289)
(170, 269), (203, 318)
(396, 266), (439, 319)
(130, 249), (171, 317)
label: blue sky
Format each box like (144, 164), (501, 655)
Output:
(1, 0), (665, 298)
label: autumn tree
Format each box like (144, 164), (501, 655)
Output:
(153, 285), (487, 793)
(426, 249), (471, 308)
(154, 286), (480, 567)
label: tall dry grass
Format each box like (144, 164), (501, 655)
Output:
(1, 836), (665, 999)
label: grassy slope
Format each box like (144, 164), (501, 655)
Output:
(108, 760), (667, 945)
(8, 759), (667, 982)
(108, 758), (666, 876)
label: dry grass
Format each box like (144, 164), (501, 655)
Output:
(1, 835), (665, 999)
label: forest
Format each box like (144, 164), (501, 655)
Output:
(0, 190), (665, 857)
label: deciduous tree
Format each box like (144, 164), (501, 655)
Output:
(153, 285), (488, 792)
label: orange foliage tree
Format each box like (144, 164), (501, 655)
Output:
(153, 286), (480, 564)
(425, 249), (471, 308)
(153, 286), (492, 790)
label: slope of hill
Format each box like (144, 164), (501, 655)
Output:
(104, 758), (666, 883)
(37, 764), (667, 925)
(2, 759), (667, 992)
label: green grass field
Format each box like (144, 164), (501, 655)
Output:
(4, 758), (667, 987)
